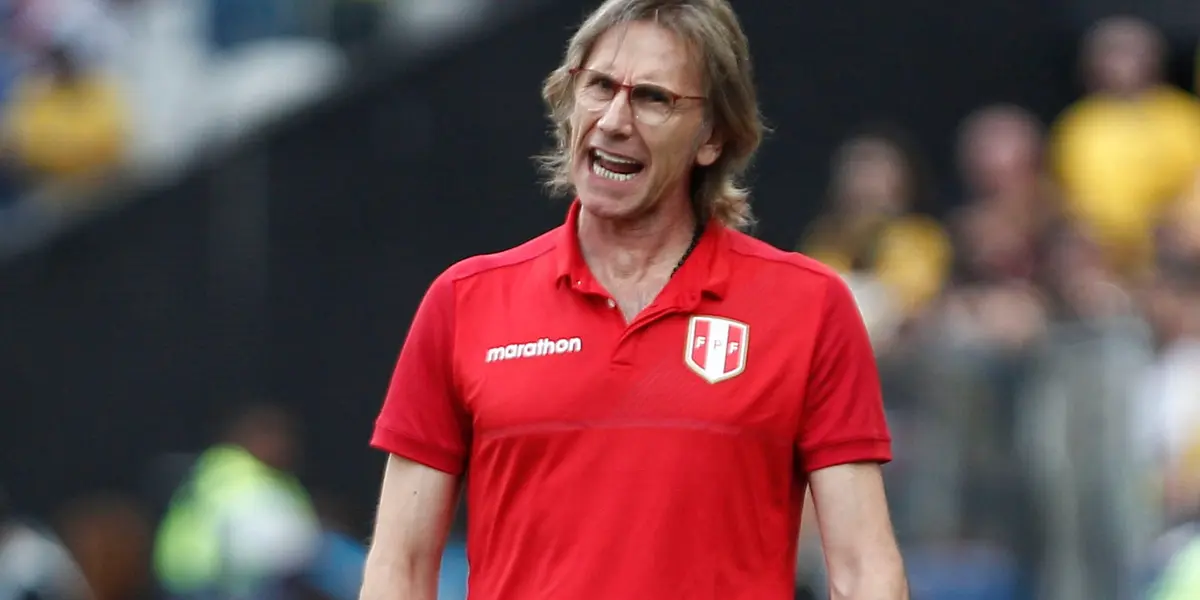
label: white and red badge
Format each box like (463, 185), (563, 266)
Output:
(684, 315), (749, 384)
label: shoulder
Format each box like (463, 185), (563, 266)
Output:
(724, 228), (852, 306)
(422, 227), (561, 307)
(438, 227), (559, 284)
(722, 230), (871, 349)
(878, 215), (951, 255)
(727, 228), (841, 279)
(1151, 85), (1200, 109)
(1049, 98), (1105, 140)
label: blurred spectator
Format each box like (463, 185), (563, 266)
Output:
(1134, 259), (1200, 522)
(1049, 16), (1200, 277)
(1158, 171), (1200, 265)
(2, 41), (129, 187)
(0, 22), (25, 210)
(152, 404), (320, 600)
(1152, 539), (1200, 600)
(0, 487), (92, 600)
(1146, 432), (1200, 599)
(938, 104), (1057, 352)
(56, 494), (151, 600)
(1039, 221), (1135, 322)
(799, 124), (952, 348)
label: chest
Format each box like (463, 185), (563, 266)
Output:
(453, 291), (809, 444)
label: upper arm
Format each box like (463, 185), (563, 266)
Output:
(370, 453), (460, 560)
(809, 462), (895, 549)
(362, 455), (460, 600)
(796, 274), (892, 473)
(809, 463), (904, 592)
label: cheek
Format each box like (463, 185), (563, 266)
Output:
(569, 109), (595, 147)
(647, 131), (698, 173)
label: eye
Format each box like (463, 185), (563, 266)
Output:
(633, 85), (672, 106)
(587, 74), (617, 93)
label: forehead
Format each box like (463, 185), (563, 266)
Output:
(966, 114), (1036, 146)
(1090, 21), (1156, 56)
(843, 139), (901, 164)
(583, 20), (699, 88)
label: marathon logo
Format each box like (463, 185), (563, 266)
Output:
(485, 337), (583, 363)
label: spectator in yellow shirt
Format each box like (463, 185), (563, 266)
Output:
(1049, 17), (1200, 277)
(3, 42), (129, 186)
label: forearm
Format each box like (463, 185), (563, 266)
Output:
(359, 550), (441, 600)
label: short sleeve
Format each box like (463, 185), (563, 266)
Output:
(370, 271), (471, 475)
(797, 276), (893, 473)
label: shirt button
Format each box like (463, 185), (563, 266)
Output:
(575, 280), (583, 287)
(606, 298), (616, 309)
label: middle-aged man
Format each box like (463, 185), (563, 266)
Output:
(360, 1), (907, 599)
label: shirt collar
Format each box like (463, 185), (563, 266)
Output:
(554, 199), (730, 300)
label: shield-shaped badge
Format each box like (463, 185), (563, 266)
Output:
(684, 315), (749, 384)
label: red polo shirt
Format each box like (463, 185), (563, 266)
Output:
(372, 201), (892, 600)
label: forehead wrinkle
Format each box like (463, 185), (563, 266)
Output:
(583, 23), (696, 90)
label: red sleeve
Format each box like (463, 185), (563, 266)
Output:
(797, 275), (893, 473)
(370, 270), (471, 475)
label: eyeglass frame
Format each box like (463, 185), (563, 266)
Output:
(568, 67), (706, 125)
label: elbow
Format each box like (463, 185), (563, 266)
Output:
(360, 545), (441, 600)
(826, 552), (908, 600)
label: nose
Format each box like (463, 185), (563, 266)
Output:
(596, 89), (635, 136)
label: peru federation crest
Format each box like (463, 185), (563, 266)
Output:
(684, 316), (749, 384)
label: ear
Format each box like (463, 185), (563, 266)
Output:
(695, 128), (723, 167)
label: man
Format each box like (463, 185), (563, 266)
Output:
(154, 404), (321, 599)
(3, 40), (129, 184)
(361, 1), (907, 599)
(1049, 16), (1200, 276)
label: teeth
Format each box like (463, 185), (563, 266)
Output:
(592, 160), (637, 181)
(593, 148), (640, 165)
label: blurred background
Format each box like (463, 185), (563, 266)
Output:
(1, 0), (1199, 599)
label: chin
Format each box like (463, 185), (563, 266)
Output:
(574, 162), (653, 221)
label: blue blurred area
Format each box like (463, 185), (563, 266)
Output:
(304, 532), (366, 600)
(0, 55), (15, 105)
(0, 49), (18, 211)
(905, 545), (1032, 600)
(208, 0), (295, 53)
(438, 539), (469, 600)
(301, 531), (467, 600)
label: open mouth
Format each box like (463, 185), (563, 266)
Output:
(589, 148), (645, 182)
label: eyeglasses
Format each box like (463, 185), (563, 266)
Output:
(569, 67), (705, 126)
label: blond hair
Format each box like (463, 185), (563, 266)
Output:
(536, 0), (765, 231)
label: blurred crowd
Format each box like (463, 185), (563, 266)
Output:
(4, 5), (1200, 600)
(796, 16), (1200, 600)
(0, 0), (495, 239)
(0, 403), (381, 600)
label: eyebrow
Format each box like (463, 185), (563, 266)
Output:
(582, 66), (676, 88)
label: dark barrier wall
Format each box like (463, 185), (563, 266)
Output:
(2, 0), (1083, 530)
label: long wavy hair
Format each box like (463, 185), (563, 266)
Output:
(534, 0), (766, 231)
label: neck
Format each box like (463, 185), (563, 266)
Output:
(577, 198), (697, 284)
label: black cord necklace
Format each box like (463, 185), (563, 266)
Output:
(671, 220), (705, 276)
